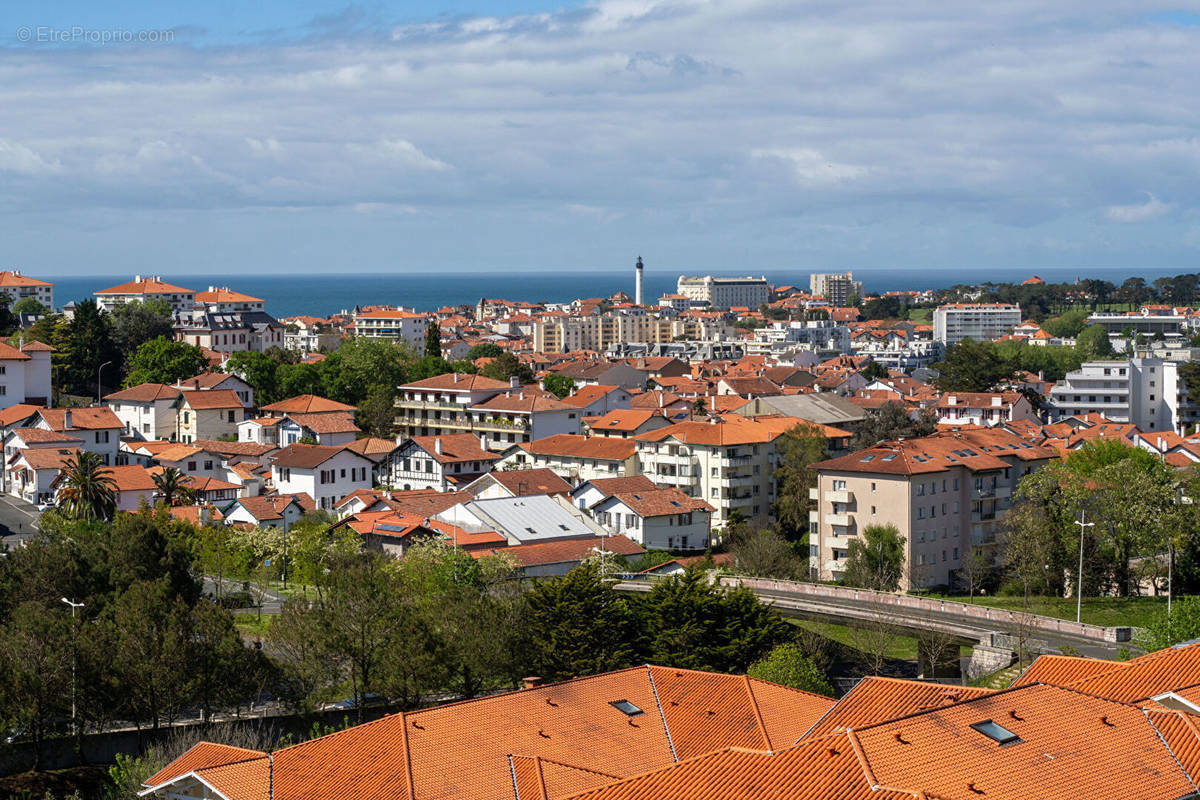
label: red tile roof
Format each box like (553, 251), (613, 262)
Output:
(96, 276), (194, 295)
(261, 394), (357, 414)
(518, 434), (636, 461)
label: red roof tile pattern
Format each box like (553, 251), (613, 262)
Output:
(261, 394), (357, 414)
(144, 742), (267, 788)
(1010, 654), (1122, 688)
(519, 434), (636, 461)
(96, 276), (194, 295)
(801, 676), (993, 740)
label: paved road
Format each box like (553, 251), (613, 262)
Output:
(204, 574), (288, 615)
(0, 494), (40, 549)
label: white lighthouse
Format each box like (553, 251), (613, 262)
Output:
(635, 256), (644, 306)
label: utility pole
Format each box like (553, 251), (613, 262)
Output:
(1074, 511), (1094, 624)
(61, 598), (85, 737)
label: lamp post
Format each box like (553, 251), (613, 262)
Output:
(96, 360), (112, 405)
(1074, 511), (1094, 624)
(61, 598), (85, 736)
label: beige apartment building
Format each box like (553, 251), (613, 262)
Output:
(809, 429), (1056, 589)
(532, 313), (732, 353)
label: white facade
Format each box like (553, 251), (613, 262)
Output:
(0, 271), (54, 309)
(1048, 358), (1195, 433)
(352, 310), (427, 350)
(933, 303), (1021, 344)
(809, 272), (864, 306)
(676, 275), (769, 310)
(0, 344), (52, 410)
(591, 495), (712, 551)
(271, 449), (374, 511)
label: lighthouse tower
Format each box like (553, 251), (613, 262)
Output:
(635, 256), (645, 306)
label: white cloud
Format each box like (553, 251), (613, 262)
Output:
(4, 0), (1200, 270)
(1106, 194), (1172, 223)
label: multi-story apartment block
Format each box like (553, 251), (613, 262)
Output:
(393, 373), (581, 451)
(745, 320), (852, 358)
(676, 275), (769, 310)
(633, 417), (794, 527)
(1048, 357), (1198, 433)
(809, 272), (864, 306)
(1086, 310), (1186, 339)
(95, 276), (196, 314)
(932, 303), (1021, 344)
(809, 429), (1056, 589)
(531, 312), (732, 353)
(0, 270), (54, 309)
(352, 308), (428, 351)
(282, 316), (342, 353)
(175, 310), (285, 353)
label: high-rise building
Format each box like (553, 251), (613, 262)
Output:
(932, 303), (1021, 344)
(809, 272), (864, 306)
(675, 275), (769, 310)
(1048, 357), (1200, 433)
(635, 256), (644, 306)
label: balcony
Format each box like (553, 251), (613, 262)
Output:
(971, 511), (997, 523)
(721, 455), (753, 466)
(809, 487), (819, 501)
(825, 489), (851, 504)
(809, 510), (819, 524)
(827, 513), (851, 527)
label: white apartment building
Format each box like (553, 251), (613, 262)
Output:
(676, 275), (769, 310)
(95, 276), (197, 314)
(282, 316), (341, 353)
(0, 270), (54, 309)
(633, 417), (794, 528)
(810, 429), (1056, 589)
(1048, 358), (1197, 433)
(746, 320), (852, 357)
(352, 308), (428, 351)
(194, 287), (266, 313)
(809, 272), (864, 306)
(934, 392), (1039, 428)
(1086, 310), (1186, 339)
(381, 433), (499, 491)
(932, 303), (1021, 344)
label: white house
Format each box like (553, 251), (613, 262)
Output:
(174, 372), (255, 409)
(381, 434), (499, 491)
(8, 446), (78, 506)
(934, 392), (1039, 428)
(31, 407), (122, 465)
(269, 443), (375, 512)
(434, 493), (608, 546)
(105, 383), (182, 441)
(569, 475), (660, 511)
(461, 468), (573, 500)
(221, 494), (309, 532)
(94, 276), (196, 314)
(495, 434), (638, 484)
(0, 340), (53, 410)
(0, 270), (54, 309)
(590, 487), (714, 551)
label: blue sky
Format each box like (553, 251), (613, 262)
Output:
(2, 1), (1200, 276)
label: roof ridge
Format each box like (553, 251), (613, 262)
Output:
(645, 665), (678, 763)
(507, 755), (621, 780)
(794, 675), (868, 744)
(742, 674), (773, 754)
(1143, 708), (1200, 793)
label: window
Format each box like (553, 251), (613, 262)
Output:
(188, 461), (197, 471)
(871, 505), (876, 515)
(833, 479), (846, 490)
(204, 460), (213, 471)
(228, 410), (236, 423)
(609, 700), (643, 717)
(969, 720), (1021, 746)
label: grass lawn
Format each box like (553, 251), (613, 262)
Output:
(918, 593), (1169, 629)
(789, 618), (922, 662)
(234, 611), (274, 639)
(906, 307), (933, 323)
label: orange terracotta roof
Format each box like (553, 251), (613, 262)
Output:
(477, 467), (573, 497)
(287, 412), (361, 435)
(0, 270), (52, 288)
(96, 276), (194, 295)
(8, 426), (82, 444)
(800, 676), (993, 740)
(402, 373), (512, 392)
(599, 487), (713, 517)
(261, 394), (357, 414)
(584, 409), (665, 432)
(1064, 640), (1200, 702)
(1011, 654), (1122, 688)
(475, 535), (646, 568)
(0, 403), (43, 427)
(409, 433), (500, 464)
(144, 741), (267, 788)
(181, 389), (243, 410)
(195, 287), (264, 303)
(104, 383), (179, 403)
(36, 407), (122, 431)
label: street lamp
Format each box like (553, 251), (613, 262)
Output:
(1074, 512), (1094, 624)
(96, 360), (113, 405)
(61, 598), (85, 736)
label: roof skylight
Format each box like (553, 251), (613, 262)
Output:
(970, 719), (1021, 745)
(609, 699), (643, 716)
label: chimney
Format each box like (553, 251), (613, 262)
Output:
(453, 372), (460, 384)
(434, 438), (442, 455)
(523, 676), (543, 690)
(991, 396), (1001, 407)
(64, 409), (72, 429)
(479, 434), (488, 450)
(510, 376), (520, 389)
(948, 395), (957, 406)
(134, 274), (142, 282)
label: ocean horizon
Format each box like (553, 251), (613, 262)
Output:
(41, 266), (1187, 319)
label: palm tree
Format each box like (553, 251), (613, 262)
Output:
(56, 451), (116, 522)
(153, 466), (196, 507)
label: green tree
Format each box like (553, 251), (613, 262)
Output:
(933, 338), (1014, 392)
(522, 563), (640, 681)
(223, 351), (280, 405)
(319, 338), (412, 406)
(357, 384), (397, 438)
(56, 451), (116, 522)
(772, 423), (828, 538)
(850, 401), (936, 450)
(861, 360), (890, 381)
(424, 320), (442, 359)
(276, 362), (325, 399)
(639, 568), (788, 672)
(109, 299), (175, 370)
(543, 373), (575, 399)
(152, 466), (196, 507)
(747, 642), (835, 696)
(481, 352), (534, 384)
(1139, 596), (1200, 651)
(123, 337), (210, 387)
(1075, 324), (1114, 359)
(64, 299), (120, 396)
(11, 296), (48, 316)
(731, 526), (803, 579)
(466, 343), (504, 360)
(841, 523), (906, 591)
(1040, 309), (1089, 338)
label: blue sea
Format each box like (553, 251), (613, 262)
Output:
(43, 266), (1185, 319)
